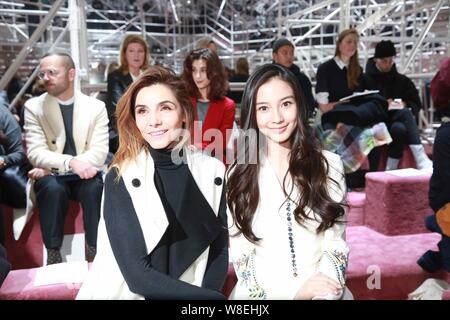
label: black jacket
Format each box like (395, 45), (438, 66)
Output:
(106, 69), (133, 133)
(429, 122), (450, 212)
(362, 58), (422, 119)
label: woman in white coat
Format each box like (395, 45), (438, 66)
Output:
(77, 66), (228, 299)
(227, 64), (351, 300)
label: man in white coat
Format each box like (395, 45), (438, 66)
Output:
(24, 53), (108, 265)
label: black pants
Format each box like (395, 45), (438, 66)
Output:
(0, 163), (30, 244)
(34, 173), (103, 249)
(387, 108), (421, 159)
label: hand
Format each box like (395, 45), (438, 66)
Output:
(69, 158), (98, 179)
(387, 99), (405, 109)
(319, 102), (339, 114)
(0, 158), (5, 170)
(294, 272), (342, 300)
(28, 167), (51, 180)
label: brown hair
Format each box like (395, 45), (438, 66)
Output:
(118, 35), (150, 75)
(227, 64), (346, 244)
(235, 57), (249, 76)
(181, 48), (227, 101)
(112, 66), (194, 174)
(334, 29), (361, 90)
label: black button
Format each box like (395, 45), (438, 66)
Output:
(51, 140), (56, 144)
(214, 177), (222, 186)
(132, 178), (141, 187)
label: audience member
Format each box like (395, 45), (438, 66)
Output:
(0, 106), (29, 245)
(77, 66), (228, 299)
(272, 38), (316, 118)
(228, 57), (250, 104)
(182, 48), (235, 161)
(23, 52), (108, 265)
(315, 29), (391, 187)
(227, 64), (351, 299)
(430, 57), (450, 119)
(417, 119), (450, 272)
(196, 36), (218, 53)
(362, 40), (432, 170)
(417, 58), (450, 272)
(107, 35), (150, 153)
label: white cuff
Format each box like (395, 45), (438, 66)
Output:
(64, 157), (74, 172)
(316, 92), (329, 104)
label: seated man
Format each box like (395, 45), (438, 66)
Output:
(362, 40), (432, 170)
(272, 38), (317, 118)
(24, 53), (108, 265)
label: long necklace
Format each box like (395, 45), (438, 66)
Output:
(285, 200), (298, 277)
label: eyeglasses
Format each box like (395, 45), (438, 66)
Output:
(37, 69), (60, 80)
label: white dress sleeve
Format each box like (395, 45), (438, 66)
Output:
(316, 151), (349, 299)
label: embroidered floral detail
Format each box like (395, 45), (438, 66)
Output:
(234, 248), (267, 300)
(323, 249), (348, 288)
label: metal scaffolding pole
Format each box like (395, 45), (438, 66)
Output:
(339, 0), (350, 32)
(0, 0), (64, 90)
(401, 0), (445, 73)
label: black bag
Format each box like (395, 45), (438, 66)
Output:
(0, 160), (32, 208)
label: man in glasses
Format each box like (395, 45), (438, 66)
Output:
(23, 53), (108, 265)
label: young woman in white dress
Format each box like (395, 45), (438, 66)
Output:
(227, 63), (351, 300)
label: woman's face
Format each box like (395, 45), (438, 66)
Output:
(134, 84), (185, 149)
(126, 42), (146, 71)
(255, 77), (298, 150)
(191, 59), (211, 91)
(339, 34), (358, 59)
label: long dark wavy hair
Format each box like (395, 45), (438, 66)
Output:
(226, 64), (346, 244)
(181, 48), (227, 101)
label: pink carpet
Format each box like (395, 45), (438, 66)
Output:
(346, 226), (450, 299)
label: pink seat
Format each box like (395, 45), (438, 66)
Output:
(346, 226), (450, 300)
(2, 202), (85, 269)
(347, 191), (366, 226)
(0, 267), (80, 300)
(364, 171), (432, 235)
(443, 290), (450, 300)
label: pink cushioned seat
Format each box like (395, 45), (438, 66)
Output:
(0, 267), (80, 300)
(364, 171), (432, 235)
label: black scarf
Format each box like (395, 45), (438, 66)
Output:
(148, 146), (223, 279)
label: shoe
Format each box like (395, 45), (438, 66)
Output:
(409, 144), (433, 170)
(86, 245), (96, 263)
(47, 248), (62, 265)
(417, 250), (442, 272)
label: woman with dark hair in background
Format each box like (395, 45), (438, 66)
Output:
(107, 34), (150, 153)
(77, 66), (228, 299)
(182, 48), (235, 161)
(227, 64), (351, 300)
